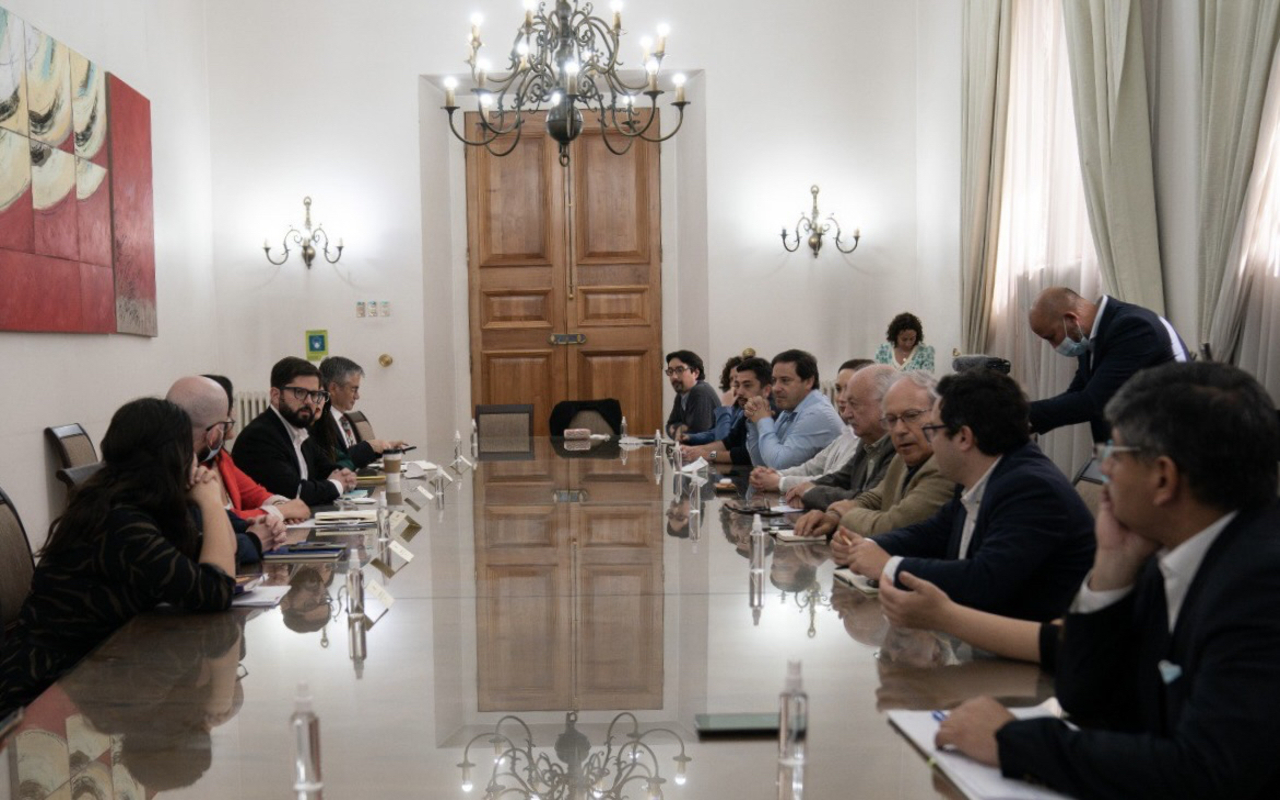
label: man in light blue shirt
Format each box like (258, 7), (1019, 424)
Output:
(745, 349), (844, 470)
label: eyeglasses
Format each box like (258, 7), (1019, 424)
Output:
(664, 365), (689, 377)
(204, 419), (235, 437)
(1093, 440), (1146, 463)
(282, 386), (330, 404)
(881, 409), (930, 429)
(920, 422), (948, 443)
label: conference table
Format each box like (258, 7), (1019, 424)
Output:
(0, 438), (1053, 799)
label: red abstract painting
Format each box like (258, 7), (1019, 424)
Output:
(106, 74), (155, 336)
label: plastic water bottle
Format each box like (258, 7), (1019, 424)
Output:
(376, 495), (390, 541)
(778, 661), (808, 765)
(291, 683), (323, 793)
(750, 514), (766, 574)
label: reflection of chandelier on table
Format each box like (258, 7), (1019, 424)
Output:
(458, 711), (691, 799)
(442, 0), (690, 166)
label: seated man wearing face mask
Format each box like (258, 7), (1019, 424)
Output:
(166, 376), (303, 560)
(1026, 287), (1188, 442)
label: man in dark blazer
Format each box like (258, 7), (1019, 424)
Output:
(232, 357), (357, 507)
(937, 361), (1280, 799)
(315, 356), (404, 470)
(1027, 287), (1188, 441)
(836, 369), (1095, 621)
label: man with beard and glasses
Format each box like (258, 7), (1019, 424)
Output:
(232, 357), (357, 507)
(166, 376), (304, 558)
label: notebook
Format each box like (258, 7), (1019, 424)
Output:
(262, 542), (347, 562)
(833, 567), (880, 595)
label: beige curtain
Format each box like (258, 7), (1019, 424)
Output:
(1200, 1), (1280, 354)
(988, 0), (1101, 479)
(959, 0), (1013, 353)
(1061, 0), (1166, 314)
(1211, 30), (1280, 400)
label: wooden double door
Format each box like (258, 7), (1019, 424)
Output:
(465, 112), (663, 435)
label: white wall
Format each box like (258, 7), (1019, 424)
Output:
(0, 0), (216, 549)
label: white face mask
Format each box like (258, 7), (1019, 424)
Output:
(1055, 318), (1091, 358)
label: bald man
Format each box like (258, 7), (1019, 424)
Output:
(1026, 287), (1187, 442)
(166, 376), (301, 556)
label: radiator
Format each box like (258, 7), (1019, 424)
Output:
(235, 391), (270, 425)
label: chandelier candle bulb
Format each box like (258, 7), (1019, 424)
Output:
(656, 23), (669, 54)
(640, 35), (652, 61)
(443, 76), (458, 106)
(673, 73), (686, 103)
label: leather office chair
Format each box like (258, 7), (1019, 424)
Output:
(344, 410), (376, 442)
(475, 404), (534, 459)
(45, 423), (98, 469)
(0, 484), (35, 634)
(548, 399), (623, 437)
(1072, 456), (1105, 518)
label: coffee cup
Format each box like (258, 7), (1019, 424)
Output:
(383, 451), (402, 474)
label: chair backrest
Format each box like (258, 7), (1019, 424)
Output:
(45, 423), (98, 469)
(0, 484), (35, 632)
(475, 404), (534, 457)
(548, 399), (622, 437)
(344, 410), (376, 442)
(56, 462), (105, 497)
(1072, 457), (1105, 518)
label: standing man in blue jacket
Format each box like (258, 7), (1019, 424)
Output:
(1027, 287), (1188, 442)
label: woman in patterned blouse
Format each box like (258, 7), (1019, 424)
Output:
(0, 398), (237, 716)
(874, 312), (936, 372)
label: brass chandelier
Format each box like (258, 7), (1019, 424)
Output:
(442, 0), (690, 166)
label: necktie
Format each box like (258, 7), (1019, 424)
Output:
(340, 415), (356, 447)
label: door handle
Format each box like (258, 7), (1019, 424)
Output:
(548, 333), (588, 345)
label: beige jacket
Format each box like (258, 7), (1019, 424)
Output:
(839, 453), (956, 536)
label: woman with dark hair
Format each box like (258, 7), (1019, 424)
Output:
(0, 398), (236, 716)
(875, 312), (935, 372)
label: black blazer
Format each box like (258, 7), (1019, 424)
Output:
(312, 405), (376, 470)
(1029, 296), (1188, 442)
(231, 409), (342, 507)
(997, 500), (1280, 799)
(873, 442), (1095, 621)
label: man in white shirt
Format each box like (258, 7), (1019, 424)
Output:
(937, 361), (1280, 800)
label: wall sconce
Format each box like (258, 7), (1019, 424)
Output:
(781, 184), (860, 258)
(263, 196), (344, 268)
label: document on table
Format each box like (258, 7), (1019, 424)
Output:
(679, 457), (708, 473)
(231, 585), (291, 608)
(887, 702), (1071, 800)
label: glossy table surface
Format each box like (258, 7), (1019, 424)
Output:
(1, 439), (1051, 799)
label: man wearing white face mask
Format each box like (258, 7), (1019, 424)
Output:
(1026, 287), (1188, 442)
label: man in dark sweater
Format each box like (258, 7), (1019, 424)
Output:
(665, 349), (720, 437)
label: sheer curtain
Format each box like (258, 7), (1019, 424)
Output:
(1216, 38), (1280, 401)
(987, 0), (1100, 476)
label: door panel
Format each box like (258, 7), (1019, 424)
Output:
(466, 112), (661, 435)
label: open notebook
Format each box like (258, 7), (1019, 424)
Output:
(887, 703), (1072, 800)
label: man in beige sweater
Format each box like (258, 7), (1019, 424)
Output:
(792, 371), (956, 538)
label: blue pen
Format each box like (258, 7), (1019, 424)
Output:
(931, 710), (948, 722)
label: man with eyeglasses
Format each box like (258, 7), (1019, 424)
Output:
(835, 368), (1094, 621)
(165, 376), (291, 558)
(793, 370), (956, 538)
(937, 362), (1280, 800)
(315, 356), (407, 470)
(665, 350), (720, 438)
(745, 349), (844, 470)
(233, 357), (358, 507)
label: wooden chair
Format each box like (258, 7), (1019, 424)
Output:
(1072, 456), (1105, 518)
(0, 484), (35, 633)
(475, 404), (535, 459)
(344, 410), (376, 443)
(45, 423), (98, 469)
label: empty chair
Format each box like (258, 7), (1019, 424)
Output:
(45, 423), (98, 469)
(549, 399), (623, 437)
(0, 484), (35, 633)
(344, 410), (376, 443)
(1072, 456), (1105, 518)
(475, 404), (534, 458)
